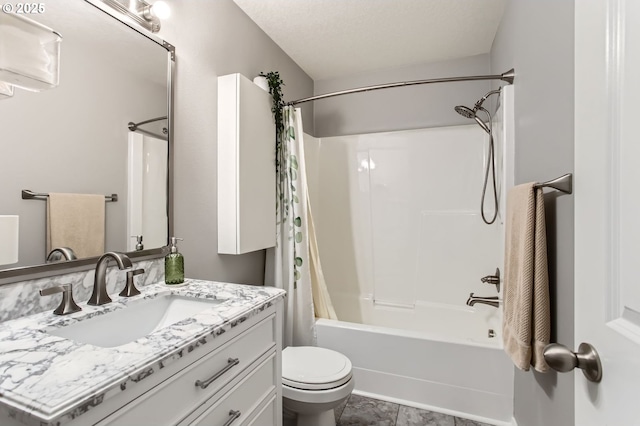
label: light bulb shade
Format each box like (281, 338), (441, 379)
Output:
(151, 1), (170, 19)
(0, 215), (19, 265)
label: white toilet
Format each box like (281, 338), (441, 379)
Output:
(282, 346), (355, 426)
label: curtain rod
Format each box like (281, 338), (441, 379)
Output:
(288, 68), (515, 106)
(127, 116), (168, 140)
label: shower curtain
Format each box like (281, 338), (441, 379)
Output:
(274, 106), (336, 347)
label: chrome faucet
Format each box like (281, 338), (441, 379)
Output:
(88, 252), (132, 306)
(466, 292), (500, 308)
(46, 247), (77, 262)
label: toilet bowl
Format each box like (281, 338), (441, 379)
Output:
(282, 346), (354, 426)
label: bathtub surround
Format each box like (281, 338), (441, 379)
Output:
(306, 125), (504, 321)
(503, 184), (550, 372)
(0, 258), (164, 323)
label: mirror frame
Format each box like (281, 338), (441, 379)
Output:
(0, 1), (175, 285)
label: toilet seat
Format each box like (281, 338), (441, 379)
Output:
(282, 346), (353, 391)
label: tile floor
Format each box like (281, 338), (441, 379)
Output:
(334, 394), (493, 426)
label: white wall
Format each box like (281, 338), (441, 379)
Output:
(157, 0), (314, 284)
(490, 1), (575, 425)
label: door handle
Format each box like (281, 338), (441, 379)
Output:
(542, 342), (602, 383)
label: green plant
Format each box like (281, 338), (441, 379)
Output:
(260, 71), (285, 151)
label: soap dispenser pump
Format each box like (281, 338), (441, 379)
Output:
(131, 235), (144, 251)
(165, 237), (184, 285)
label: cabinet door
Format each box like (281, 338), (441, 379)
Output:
(218, 73), (276, 255)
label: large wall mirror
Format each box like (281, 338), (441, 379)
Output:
(0, 0), (173, 281)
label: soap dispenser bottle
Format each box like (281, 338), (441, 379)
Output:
(165, 237), (184, 285)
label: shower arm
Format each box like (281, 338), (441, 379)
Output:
(288, 69), (515, 106)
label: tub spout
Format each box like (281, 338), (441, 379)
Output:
(466, 292), (500, 308)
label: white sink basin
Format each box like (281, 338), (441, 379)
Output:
(46, 295), (223, 348)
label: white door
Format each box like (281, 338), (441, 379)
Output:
(575, 0), (640, 424)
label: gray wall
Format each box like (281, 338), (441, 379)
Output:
(490, 1), (575, 425)
(158, 0), (314, 285)
(313, 54), (491, 137)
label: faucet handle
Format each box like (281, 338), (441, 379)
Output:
(40, 284), (82, 315)
(120, 268), (144, 297)
(480, 267), (501, 293)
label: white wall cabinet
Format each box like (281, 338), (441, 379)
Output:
(217, 73), (276, 255)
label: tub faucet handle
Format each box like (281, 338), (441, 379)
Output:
(480, 267), (500, 293)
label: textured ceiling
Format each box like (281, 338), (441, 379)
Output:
(233, 0), (506, 80)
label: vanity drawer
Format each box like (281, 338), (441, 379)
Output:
(99, 314), (275, 425)
(245, 393), (277, 426)
(188, 353), (276, 426)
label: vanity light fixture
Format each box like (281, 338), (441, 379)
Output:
(143, 1), (170, 20)
(97, 0), (170, 33)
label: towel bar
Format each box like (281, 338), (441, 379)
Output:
(21, 189), (118, 202)
(533, 173), (572, 194)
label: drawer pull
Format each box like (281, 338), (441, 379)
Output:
(195, 358), (240, 389)
(222, 410), (241, 426)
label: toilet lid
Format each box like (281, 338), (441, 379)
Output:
(282, 346), (352, 390)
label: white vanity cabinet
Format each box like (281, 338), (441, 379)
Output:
(93, 304), (283, 426)
(0, 282), (285, 426)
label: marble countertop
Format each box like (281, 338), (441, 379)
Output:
(0, 279), (285, 426)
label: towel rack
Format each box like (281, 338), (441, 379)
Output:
(533, 173), (572, 194)
(21, 190), (118, 202)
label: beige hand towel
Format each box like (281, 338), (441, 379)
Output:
(502, 183), (551, 372)
(46, 193), (105, 259)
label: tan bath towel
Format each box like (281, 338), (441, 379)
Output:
(47, 193), (105, 259)
(502, 183), (550, 373)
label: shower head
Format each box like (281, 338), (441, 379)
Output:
(454, 88), (502, 133)
(454, 104), (491, 133)
(454, 105), (476, 119)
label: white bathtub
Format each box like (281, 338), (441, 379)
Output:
(315, 303), (515, 426)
